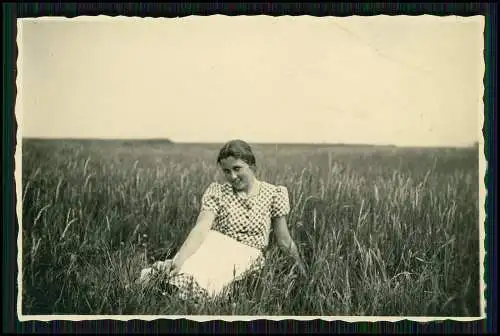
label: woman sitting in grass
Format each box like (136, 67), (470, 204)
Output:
(139, 139), (307, 302)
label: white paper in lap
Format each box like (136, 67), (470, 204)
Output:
(178, 230), (262, 296)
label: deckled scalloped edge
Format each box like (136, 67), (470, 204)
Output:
(14, 14), (487, 323)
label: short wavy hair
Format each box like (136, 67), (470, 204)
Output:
(216, 139), (256, 169)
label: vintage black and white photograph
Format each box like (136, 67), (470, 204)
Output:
(17, 15), (485, 320)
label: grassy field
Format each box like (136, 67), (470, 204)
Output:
(20, 139), (481, 316)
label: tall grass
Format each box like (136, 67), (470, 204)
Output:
(20, 140), (480, 316)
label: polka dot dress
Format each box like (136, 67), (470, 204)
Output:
(166, 180), (291, 302)
(203, 181), (291, 251)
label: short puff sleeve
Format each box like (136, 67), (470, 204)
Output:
(270, 185), (291, 218)
(200, 182), (221, 214)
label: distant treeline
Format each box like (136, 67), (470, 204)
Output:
(21, 138), (478, 149)
(22, 138), (395, 149)
(23, 138), (175, 146)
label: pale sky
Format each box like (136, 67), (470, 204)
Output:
(18, 15), (484, 146)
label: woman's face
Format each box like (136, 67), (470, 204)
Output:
(219, 156), (255, 192)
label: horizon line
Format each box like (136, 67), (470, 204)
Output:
(21, 137), (478, 149)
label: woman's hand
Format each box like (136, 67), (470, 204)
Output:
(152, 259), (180, 276)
(272, 216), (308, 278)
(137, 259), (181, 285)
(296, 260), (308, 279)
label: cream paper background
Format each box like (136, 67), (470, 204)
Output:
(15, 15), (486, 322)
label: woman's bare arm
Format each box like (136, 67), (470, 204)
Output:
(171, 210), (216, 269)
(272, 216), (307, 277)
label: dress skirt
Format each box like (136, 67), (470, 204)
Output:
(141, 229), (265, 301)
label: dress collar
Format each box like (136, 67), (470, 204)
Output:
(232, 180), (262, 199)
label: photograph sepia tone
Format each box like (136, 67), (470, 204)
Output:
(16, 15), (486, 321)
